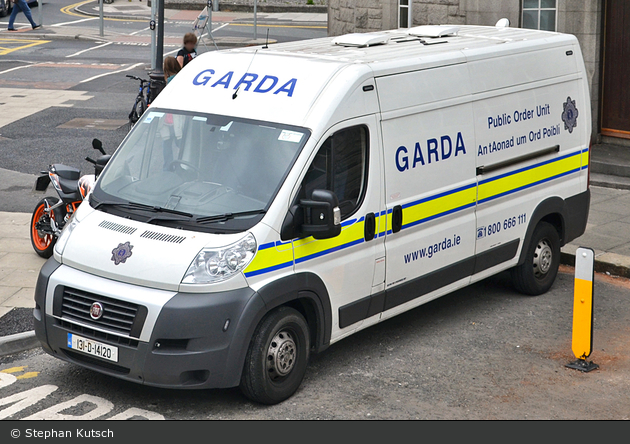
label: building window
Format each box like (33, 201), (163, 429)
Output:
(399, 0), (411, 28)
(522, 0), (556, 32)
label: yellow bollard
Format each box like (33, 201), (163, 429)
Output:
(566, 247), (599, 372)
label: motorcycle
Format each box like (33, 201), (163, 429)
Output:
(30, 139), (111, 258)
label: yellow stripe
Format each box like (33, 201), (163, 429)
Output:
(245, 241), (293, 276)
(478, 152), (582, 202)
(244, 151), (587, 277)
(572, 277), (593, 359)
(61, 0), (146, 22)
(402, 186), (476, 228)
(294, 218), (365, 261)
(0, 39), (49, 55)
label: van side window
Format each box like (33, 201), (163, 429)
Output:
(297, 125), (368, 220)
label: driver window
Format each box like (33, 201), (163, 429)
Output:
(297, 125), (368, 220)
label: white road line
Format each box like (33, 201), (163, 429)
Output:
(50, 17), (98, 27)
(79, 62), (144, 83)
(129, 26), (150, 36)
(0, 61), (50, 75)
(66, 41), (112, 58)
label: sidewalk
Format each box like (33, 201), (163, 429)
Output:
(2, 184), (630, 353)
(0, 2), (327, 46)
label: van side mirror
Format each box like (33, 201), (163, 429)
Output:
(281, 189), (342, 241)
(95, 154), (111, 177)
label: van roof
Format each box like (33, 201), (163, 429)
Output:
(229, 25), (576, 73)
(153, 25), (578, 127)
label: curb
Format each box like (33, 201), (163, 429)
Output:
(0, 331), (39, 357)
(159, 1), (328, 13)
(561, 246), (630, 279)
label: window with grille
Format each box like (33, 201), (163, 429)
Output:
(522, 0), (557, 32)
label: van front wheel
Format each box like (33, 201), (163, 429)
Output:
(511, 221), (560, 296)
(240, 307), (310, 405)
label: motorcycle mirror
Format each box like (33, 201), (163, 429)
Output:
(92, 138), (106, 155)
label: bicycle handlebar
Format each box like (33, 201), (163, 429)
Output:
(126, 74), (150, 83)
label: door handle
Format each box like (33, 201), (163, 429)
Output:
(392, 205), (403, 233)
(364, 212), (376, 241)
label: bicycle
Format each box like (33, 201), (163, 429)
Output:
(126, 74), (151, 128)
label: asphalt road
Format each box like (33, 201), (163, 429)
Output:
(1, 267), (629, 420)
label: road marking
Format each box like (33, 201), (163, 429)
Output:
(228, 23), (327, 29)
(0, 385), (58, 420)
(66, 41), (113, 58)
(61, 0), (145, 22)
(129, 26), (150, 36)
(0, 366), (26, 374)
(108, 408), (165, 421)
(0, 383), (165, 420)
(24, 393), (114, 420)
(0, 38), (50, 56)
(50, 17), (99, 27)
(16, 372), (39, 380)
(79, 62), (145, 83)
(0, 372), (17, 389)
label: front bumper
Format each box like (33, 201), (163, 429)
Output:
(34, 258), (265, 389)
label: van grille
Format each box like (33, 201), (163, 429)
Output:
(98, 220), (137, 235)
(140, 230), (186, 244)
(60, 287), (145, 338)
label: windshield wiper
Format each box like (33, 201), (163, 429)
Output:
(91, 197), (193, 219)
(196, 209), (266, 224)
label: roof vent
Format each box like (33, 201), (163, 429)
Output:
(332, 33), (390, 47)
(407, 25), (460, 38)
(495, 18), (510, 28)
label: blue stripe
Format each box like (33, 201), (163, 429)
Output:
(244, 260), (294, 278)
(478, 150), (582, 185)
(478, 168), (581, 205)
(295, 238), (365, 264)
(258, 241), (276, 250)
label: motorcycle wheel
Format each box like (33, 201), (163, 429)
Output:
(30, 197), (61, 258)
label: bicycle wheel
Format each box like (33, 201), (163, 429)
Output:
(128, 96), (146, 126)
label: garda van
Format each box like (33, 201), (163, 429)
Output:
(34, 22), (591, 404)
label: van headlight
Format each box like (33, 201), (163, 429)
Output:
(54, 218), (79, 257)
(182, 233), (257, 284)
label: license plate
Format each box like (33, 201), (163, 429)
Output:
(67, 333), (119, 363)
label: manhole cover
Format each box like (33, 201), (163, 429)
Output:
(57, 118), (128, 130)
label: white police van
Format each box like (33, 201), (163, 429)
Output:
(34, 22), (591, 404)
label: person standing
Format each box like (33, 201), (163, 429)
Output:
(7, 0), (40, 31)
(163, 56), (181, 84)
(176, 33), (197, 68)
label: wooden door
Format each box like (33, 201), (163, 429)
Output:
(601, 0), (630, 138)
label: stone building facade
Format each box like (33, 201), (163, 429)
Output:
(328, 1), (628, 146)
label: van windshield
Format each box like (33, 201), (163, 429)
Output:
(92, 109), (309, 233)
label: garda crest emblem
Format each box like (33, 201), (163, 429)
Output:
(561, 96), (579, 134)
(111, 241), (133, 265)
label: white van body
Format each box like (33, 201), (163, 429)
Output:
(34, 24), (591, 404)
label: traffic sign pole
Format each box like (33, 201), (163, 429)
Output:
(566, 247), (599, 372)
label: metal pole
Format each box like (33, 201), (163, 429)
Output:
(149, 0), (165, 103)
(38, 0), (42, 26)
(99, 0), (104, 37)
(212, 0), (218, 12)
(253, 0), (257, 40)
(150, 0), (157, 70)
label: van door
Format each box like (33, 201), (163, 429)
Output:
(376, 65), (477, 320)
(292, 116), (385, 340)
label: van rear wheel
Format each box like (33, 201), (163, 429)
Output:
(511, 221), (560, 296)
(240, 307), (310, 405)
